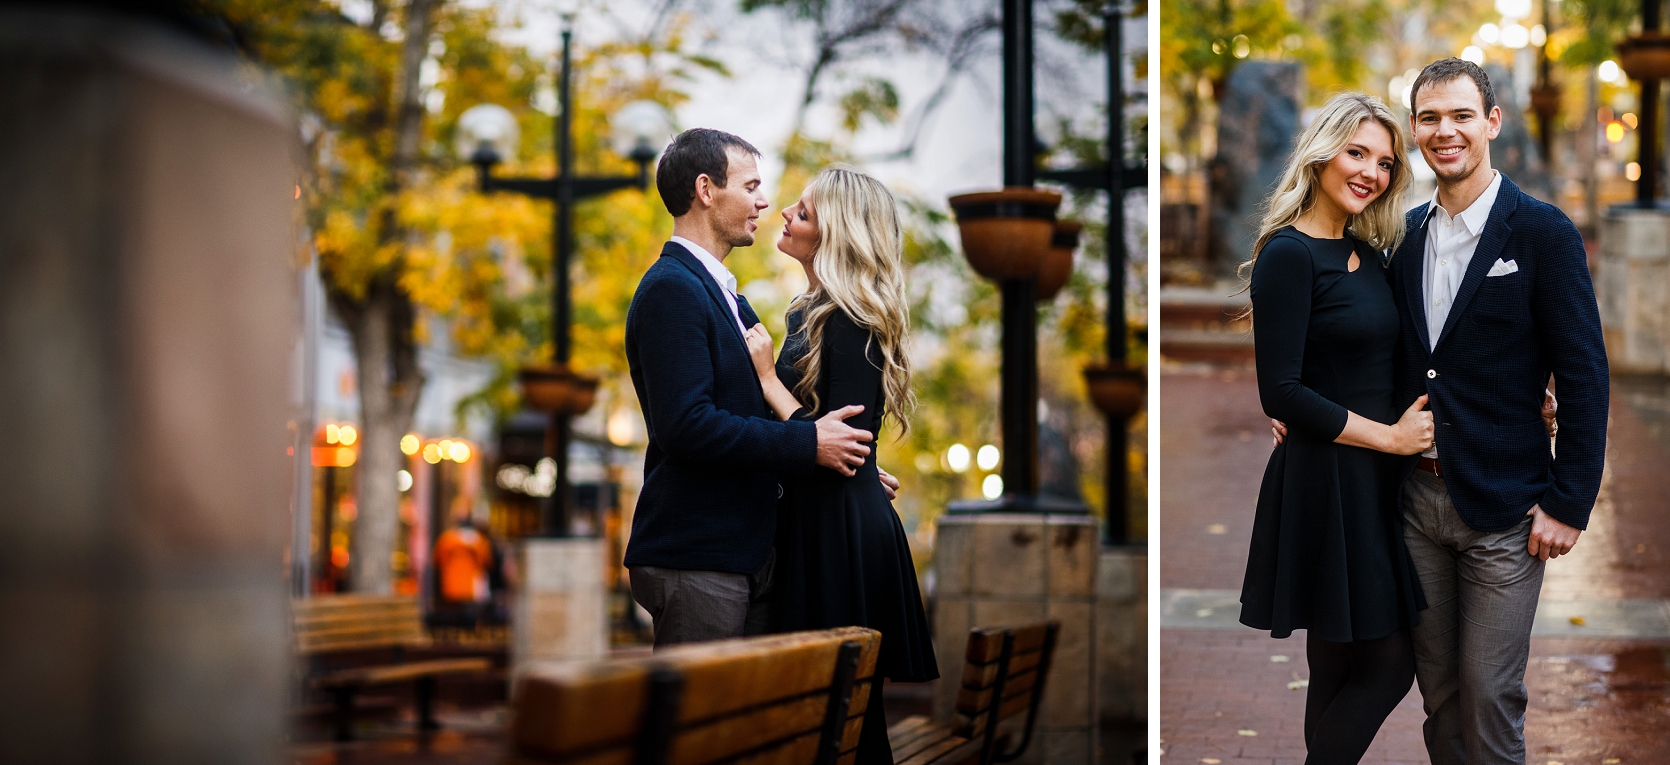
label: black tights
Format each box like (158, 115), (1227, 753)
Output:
(855, 678), (890, 764)
(1303, 628), (1416, 765)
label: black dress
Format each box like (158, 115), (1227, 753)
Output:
(1239, 227), (1425, 643)
(773, 306), (938, 762)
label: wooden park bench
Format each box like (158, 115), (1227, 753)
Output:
(886, 621), (1059, 765)
(509, 627), (882, 765)
(292, 594), (493, 741)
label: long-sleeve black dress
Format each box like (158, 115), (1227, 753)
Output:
(772, 306), (937, 761)
(1239, 227), (1426, 643)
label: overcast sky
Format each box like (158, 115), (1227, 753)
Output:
(481, 0), (1143, 211)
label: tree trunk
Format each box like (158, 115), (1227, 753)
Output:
(336, 0), (437, 595)
(340, 281), (423, 594)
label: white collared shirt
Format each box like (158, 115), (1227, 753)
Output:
(1420, 170), (1501, 459)
(671, 235), (747, 336)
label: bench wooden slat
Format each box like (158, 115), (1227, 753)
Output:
(958, 650), (1039, 690)
(312, 657), (490, 688)
(953, 668), (1037, 715)
(512, 628), (880, 762)
(898, 734), (982, 765)
(950, 693), (1032, 741)
(889, 720), (953, 760)
(962, 623), (1050, 665)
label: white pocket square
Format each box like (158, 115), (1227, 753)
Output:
(1486, 258), (1518, 277)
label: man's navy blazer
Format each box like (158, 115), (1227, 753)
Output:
(622, 241), (817, 575)
(1389, 173), (1608, 532)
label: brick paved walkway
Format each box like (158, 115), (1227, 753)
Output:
(1161, 366), (1670, 764)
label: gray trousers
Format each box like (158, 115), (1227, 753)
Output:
(1401, 469), (1545, 765)
(628, 552), (774, 649)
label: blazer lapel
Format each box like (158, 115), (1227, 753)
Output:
(1401, 204), (1434, 354)
(661, 241), (749, 352)
(1435, 175), (1521, 350)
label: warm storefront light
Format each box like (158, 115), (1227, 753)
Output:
(400, 434), (420, 455)
(337, 425), (357, 446)
(422, 443), (442, 464)
(325, 423), (340, 444)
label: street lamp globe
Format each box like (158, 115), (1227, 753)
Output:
(611, 100), (675, 164)
(456, 103), (520, 166)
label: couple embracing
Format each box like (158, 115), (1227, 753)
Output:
(620, 128), (935, 762)
(1240, 60), (1608, 763)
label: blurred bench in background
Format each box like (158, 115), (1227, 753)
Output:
(887, 621), (1059, 765)
(293, 594), (491, 741)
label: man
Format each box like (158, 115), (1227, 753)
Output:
(1393, 60), (1605, 763)
(622, 128), (874, 647)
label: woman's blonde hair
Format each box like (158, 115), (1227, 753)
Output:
(1241, 92), (1411, 278)
(789, 164), (915, 438)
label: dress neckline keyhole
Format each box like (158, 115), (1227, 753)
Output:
(1347, 251), (1360, 273)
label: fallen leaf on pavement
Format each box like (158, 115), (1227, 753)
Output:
(1201, 759), (1221, 764)
(1270, 655), (1289, 663)
(1603, 759), (1620, 764)
(1197, 608), (1213, 618)
(1207, 524), (1227, 534)
(1569, 616), (1586, 626)
(1238, 729), (1257, 736)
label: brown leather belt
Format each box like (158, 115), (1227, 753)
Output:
(1416, 456), (1443, 477)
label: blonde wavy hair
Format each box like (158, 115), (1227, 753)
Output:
(788, 164), (915, 438)
(1241, 92), (1411, 280)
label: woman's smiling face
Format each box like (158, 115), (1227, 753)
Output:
(1317, 119), (1395, 217)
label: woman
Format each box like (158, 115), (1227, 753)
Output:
(742, 164), (936, 763)
(1238, 92), (1431, 764)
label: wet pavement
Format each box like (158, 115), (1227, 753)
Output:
(1160, 365), (1670, 763)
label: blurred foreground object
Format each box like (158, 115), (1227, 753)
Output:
(0, 7), (295, 763)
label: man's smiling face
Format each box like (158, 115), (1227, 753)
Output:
(1411, 76), (1501, 186)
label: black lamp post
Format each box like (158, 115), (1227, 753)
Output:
(459, 17), (669, 536)
(947, 0), (1146, 545)
(1034, 5), (1148, 546)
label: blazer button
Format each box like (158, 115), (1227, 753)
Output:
(1426, 369), (1437, 379)
(777, 483), (784, 499)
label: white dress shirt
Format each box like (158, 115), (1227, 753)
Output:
(671, 235), (747, 336)
(1420, 170), (1501, 458)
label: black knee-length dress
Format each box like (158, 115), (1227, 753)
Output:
(772, 306), (938, 684)
(1239, 227), (1426, 642)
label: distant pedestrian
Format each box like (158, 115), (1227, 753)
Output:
(434, 518), (492, 625)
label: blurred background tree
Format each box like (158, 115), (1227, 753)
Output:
(222, 0), (701, 593)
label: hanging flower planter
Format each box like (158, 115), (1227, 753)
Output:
(519, 363), (599, 416)
(1083, 364), (1145, 419)
(1037, 221), (1082, 300)
(1618, 32), (1670, 81)
(1528, 83), (1561, 121)
(947, 187), (1062, 282)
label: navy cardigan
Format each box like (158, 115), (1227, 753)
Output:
(1389, 174), (1608, 531)
(622, 241), (817, 574)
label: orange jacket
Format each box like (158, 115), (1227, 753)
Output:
(434, 526), (492, 603)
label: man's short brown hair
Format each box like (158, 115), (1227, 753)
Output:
(655, 128), (762, 217)
(1410, 58), (1497, 116)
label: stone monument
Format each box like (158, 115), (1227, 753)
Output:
(1209, 61), (1302, 278)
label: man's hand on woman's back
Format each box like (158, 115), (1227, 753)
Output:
(815, 405), (872, 476)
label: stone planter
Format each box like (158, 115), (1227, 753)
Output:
(1038, 221), (1082, 300)
(519, 363), (599, 415)
(1619, 32), (1670, 81)
(1083, 364), (1146, 418)
(948, 187), (1062, 282)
